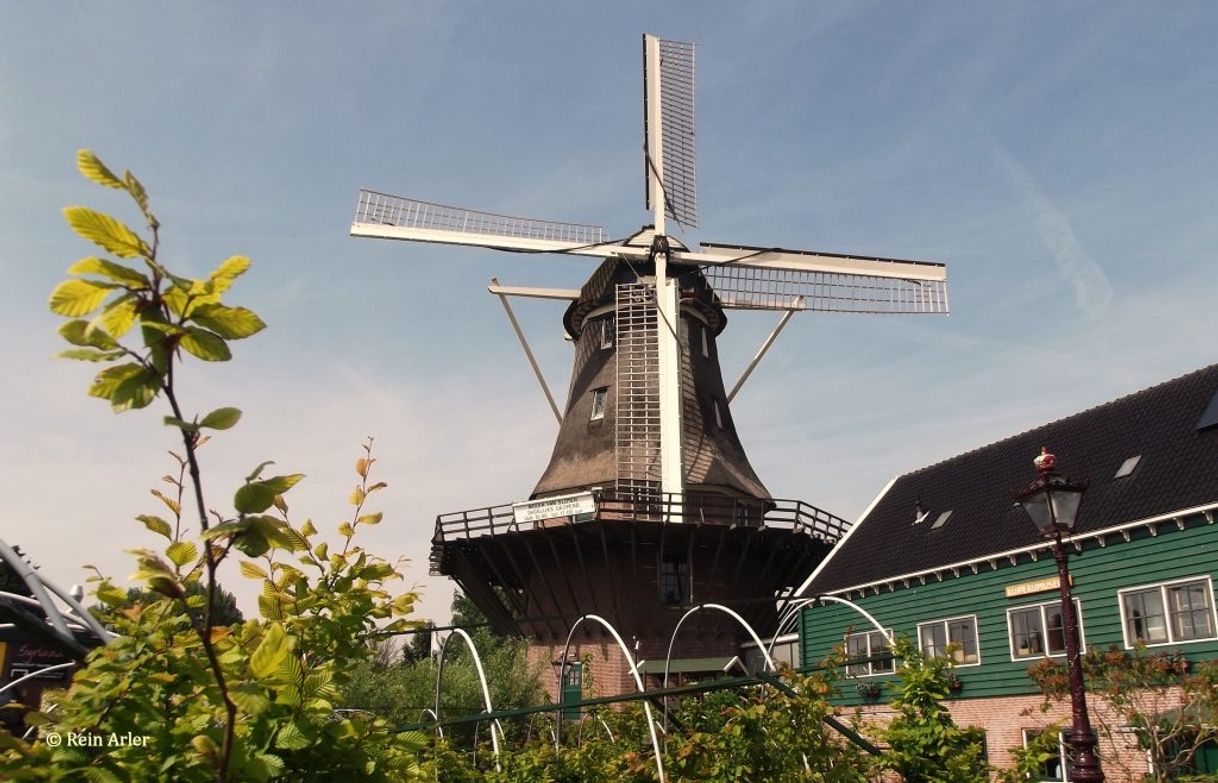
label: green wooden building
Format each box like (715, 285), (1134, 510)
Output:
(798, 363), (1218, 779)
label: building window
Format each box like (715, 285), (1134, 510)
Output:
(844, 630), (895, 677)
(1008, 600), (1084, 660)
(713, 399), (723, 429)
(1022, 729), (1071, 782)
(660, 556), (689, 606)
(917, 616), (980, 666)
(1120, 577), (1217, 647)
(601, 317), (615, 349)
(590, 387), (608, 420)
(700, 323), (709, 357)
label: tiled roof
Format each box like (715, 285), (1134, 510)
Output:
(807, 364), (1218, 594)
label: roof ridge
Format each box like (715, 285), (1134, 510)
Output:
(902, 362), (1218, 479)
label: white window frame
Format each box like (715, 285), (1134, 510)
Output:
(1118, 575), (1218, 649)
(1006, 599), (1086, 661)
(843, 628), (895, 678)
(917, 614), (981, 667)
(1021, 728), (1071, 782)
(590, 387), (608, 420)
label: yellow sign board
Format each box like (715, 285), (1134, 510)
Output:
(1004, 575), (1070, 598)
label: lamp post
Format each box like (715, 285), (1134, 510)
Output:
(1014, 447), (1104, 782)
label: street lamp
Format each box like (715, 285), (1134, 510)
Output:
(1014, 447), (1104, 783)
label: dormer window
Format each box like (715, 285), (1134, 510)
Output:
(590, 387), (607, 420)
(1114, 455), (1141, 479)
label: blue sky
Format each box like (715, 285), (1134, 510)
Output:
(2, 3), (1217, 624)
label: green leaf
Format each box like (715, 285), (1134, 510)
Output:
(57, 348), (124, 362)
(59, 319), (116, 348)
(163, 416), (199, 432)
(249, 622), (290, 679)
(110, 365), (161, 411)
(77, 149), (125, 189)
(49, 278), (117, 317)
(63, 206), (148, 258)
(166, 540), (198, 568)
(229, 684), (271, 716)
(87, 362), (146, 404)
(274, 719), (310, 751)
(234, 530), (271, 559)
(199, 406), (242, 430)
(191, 303), (266, 340)
(180, 327), (231, 362)
(245, 460), (275, 482)
(234, 475), (304, 514)
(356, 512), (383, 526)
(137, 514), (173, 539)
(67, 256), (149, 287)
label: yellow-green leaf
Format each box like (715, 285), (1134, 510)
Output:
(229, 684), (270, 716)
(300, 520), (317, 537)
(199, 406), (242, 430)
(124, 170), (152, 220)
(137, 514), (172, 539)
(180, 327), (231, 362)
(57, 348), (123, 362)
(97, 295), (139, 338)
(210, 255), (251, 287)
(49, 278), (116, 317)
(166, 540), (197, 568)
(191, 303), (266, 340)
(76, 150), (124, 189)
(349, 487), (365, 506)
(151, 488), (181, 516)
(249, 623), (290, 679)
(63, 206), (148, 258)
(240, 560), (269, 580)
(356, 512), (382, 526)
(59, 319), (116, 349)
(67, 256), (149, 287)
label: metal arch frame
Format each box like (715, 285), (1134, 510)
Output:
(661, 603), (775, 738)
(419, 708), (444, 739)
(767, 595), (896, 662)
(559, 614), (666, 783)
(433, 628), (504, 769)
(0, 538), (114, 653)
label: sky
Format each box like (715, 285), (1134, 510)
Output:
(2, 2), (1217, 626)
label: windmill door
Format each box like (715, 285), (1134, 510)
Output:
(560, 662), (583, 721)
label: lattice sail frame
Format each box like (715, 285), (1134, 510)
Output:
(354, 190), (607, 246)
(704, 265), (949, 314)
(644, 37), (698, 229)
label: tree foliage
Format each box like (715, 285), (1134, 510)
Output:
(1027, 645), (1218, 783)
(0, 152), (426, 782)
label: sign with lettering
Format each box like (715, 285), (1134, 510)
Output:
(513, 492), (596, 524)
(8, 643), (73, 681)
(1004, 575), (1070, 598)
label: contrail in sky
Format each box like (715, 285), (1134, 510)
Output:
(990, 142), (1113, 317)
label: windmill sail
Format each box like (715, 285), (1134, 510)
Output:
(351, 189), (608, 253)
(644, 36), (698, 229)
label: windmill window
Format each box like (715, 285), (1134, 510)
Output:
(1114, 454), (1141, 478)
(601, 317), (616, 349)
(713, 399), (723, 429)
(590, 387), (608, 420)
(1120, 577), (1217, 647)
(844, 629), (895, 677)
(700, 324), (709, 358)
(1198, 387), (1218, 432)
(930, 510), (953, 529)
(1007, 599), (1084, 660)
(917, 615), (980, 666)
(660, 556), (690, 606)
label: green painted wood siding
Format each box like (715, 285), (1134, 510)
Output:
(800, 514), (1218, 705)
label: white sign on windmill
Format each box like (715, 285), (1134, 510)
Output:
(350, 34), (949, 510)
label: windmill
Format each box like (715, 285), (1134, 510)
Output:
(350, 35), (948, 699)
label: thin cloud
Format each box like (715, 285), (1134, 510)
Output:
(990, 141), (1113, 317)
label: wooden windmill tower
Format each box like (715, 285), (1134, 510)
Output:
(351, 35), (948, 700)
